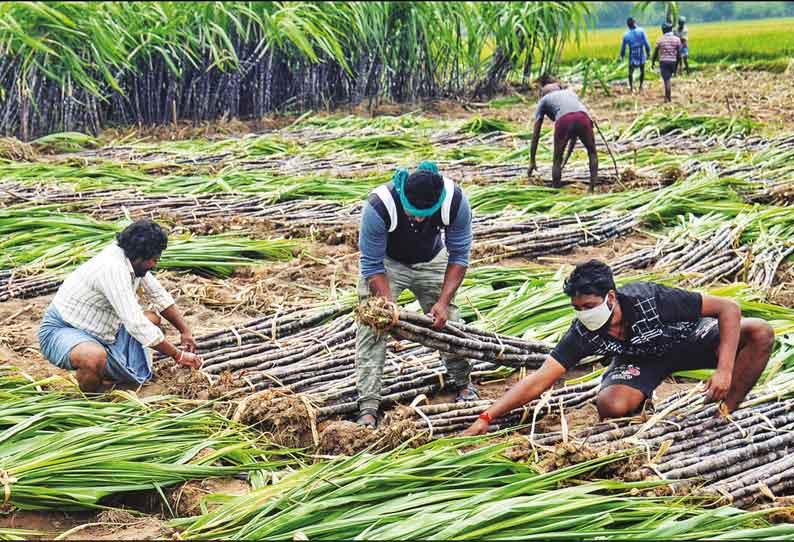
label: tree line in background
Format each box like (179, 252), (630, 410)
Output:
(0, 1), (592, 140)
(592, 1), (794, 28)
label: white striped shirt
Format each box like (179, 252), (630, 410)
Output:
(53, 242), (175, 346)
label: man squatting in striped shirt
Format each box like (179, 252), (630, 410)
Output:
(38, 219), (202, 392)
(355, 161), (474, 428)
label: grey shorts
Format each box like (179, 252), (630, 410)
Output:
(601, 318), (720, 398)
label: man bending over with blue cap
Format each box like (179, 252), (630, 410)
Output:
(356, 161), (474, 427)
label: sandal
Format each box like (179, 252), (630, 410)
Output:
(356, 409), (378, 429)
(455, 383), (480, 403)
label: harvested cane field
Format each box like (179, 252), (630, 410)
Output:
(3, 2), (794, 540)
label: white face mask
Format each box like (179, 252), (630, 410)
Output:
(576, 297), (614, 331)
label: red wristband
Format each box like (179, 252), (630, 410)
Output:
(479, 411), (493, 424)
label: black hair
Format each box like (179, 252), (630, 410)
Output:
(404, 169), (444, 209)
(627, 17), (635, 26)
(563, 259), (616, 298)
(116, 219), (168, 261)
(536, 74), (566, 90)
(662, 22), (673, 33)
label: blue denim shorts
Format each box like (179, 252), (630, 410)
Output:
(38, 304), (153, 384)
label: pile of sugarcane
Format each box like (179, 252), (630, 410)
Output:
(412, 377), (600, 437)
(611, 216), (747, 286)
(0, 366), (287, 511)
(0, 182), (360, 238)
(172, 435), (794, 540)
(474, 211), (639, 262)
(531, 373), (794, 508)
(155, 297), (554, 420)
(611, 213), (794, 290)
(0, 269), (63, 302)
(166, 309), (508, 419)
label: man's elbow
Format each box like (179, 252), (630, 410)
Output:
(447, 254), (470, 269)
(718, 299), (742, 320)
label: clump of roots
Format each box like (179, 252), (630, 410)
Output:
(762, 503), (794, 524)
(234, 390), (316, 449)
(207, 371), (241, 399)
(539, 440), (643, 479)
(154, 363), (214, 400)
(318, 407), (429, 456)
(0, 137), (36, 161)
(355, 296), (399, 332)
(619, 167), (643, 184)
(660, 165), (686, 184)
(318, 421), (379, 455)
(379, 407), (431, 449)
(310, 225), (359, 247)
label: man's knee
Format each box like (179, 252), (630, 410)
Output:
(745, 320), (775, 353)
(597, 387), (643, 419)
(72, 343), (107, 375)
(144, 310), (162, 327)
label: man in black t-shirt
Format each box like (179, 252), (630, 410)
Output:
(463, 260), (775, 435)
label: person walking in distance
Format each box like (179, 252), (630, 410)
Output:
(675, 16), (690, 75)
(652, 22), (682, 103)
(620, 17), (651, 93)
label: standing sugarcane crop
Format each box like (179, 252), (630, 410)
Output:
(356, 161), (473, 428)
(38, 219), (201, 392)
(464, 259), (774, 435)
(527, 82), (599, 191)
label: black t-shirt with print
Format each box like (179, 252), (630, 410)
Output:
(550, 282), (703, 370)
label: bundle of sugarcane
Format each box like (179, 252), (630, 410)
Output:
(355, 297), (551, 369)
(474, 212), (639, 263)
(187, 300), (355, 356)
(747, 230), (794, 291)
(172, 436), (794, 540)
(610, 215), (749, 286)
(0, 182), (362, 239)
(534, 373), (794, 508)
(412, 377), (601, 437)
(0, 368), (288, 511)
(0, 269), (63, 302)
(0, 207), (299, 278)
(180, 312), (504, 418)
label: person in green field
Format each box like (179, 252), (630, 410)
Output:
(651, 22), (682, 103)
(620, 17), (652, 93)
(675, 16), (690, 75)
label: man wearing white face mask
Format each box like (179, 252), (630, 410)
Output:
(463, 260), (774, 436)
